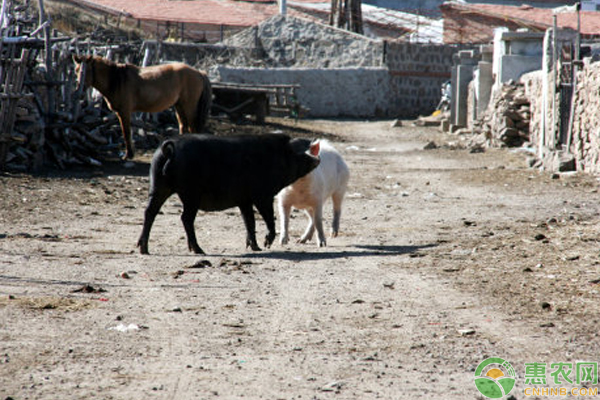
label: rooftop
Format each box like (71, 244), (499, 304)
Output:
(441, 2), (600, 36)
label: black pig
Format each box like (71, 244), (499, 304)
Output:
(137, 134), (320, 254)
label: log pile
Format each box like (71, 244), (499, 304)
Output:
(6, 91), (168, 171)
(473, 81), (532, 148)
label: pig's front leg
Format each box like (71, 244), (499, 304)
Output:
(313, 205), (327, 247)
(255, 198), (276, 248)
(278, 200), (292, 245)
(299, 209), (316, 244)
(240, 203), (261, 251)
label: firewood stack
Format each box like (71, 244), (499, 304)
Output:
(5, 92), (166, 171)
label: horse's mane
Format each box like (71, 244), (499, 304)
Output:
(89, 55), (139, 71)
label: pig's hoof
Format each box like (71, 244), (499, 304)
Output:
(248, 243), (262, 251)
(190, 245), (205, 255)
(264, 237), (275, 249)
(264, 234), (275, 248)
(137, 240), (149, 255)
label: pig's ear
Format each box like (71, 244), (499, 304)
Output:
(309, 140), (320, 156)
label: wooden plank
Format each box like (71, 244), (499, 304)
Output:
(213, 82), (300, 90)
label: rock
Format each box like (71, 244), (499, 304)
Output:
(440, 118), (450, 132)
(72, 284), (107, 293)
(557, 153), (576, 172)
(423, 141), (438, 150)
(469, 144), (485, 153)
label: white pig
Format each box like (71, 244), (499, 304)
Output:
(278, 139), (350, 247)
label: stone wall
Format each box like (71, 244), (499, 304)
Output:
(571, 60), (600, 174)
(213, 66), (392, 118)
(215, 15), (458, 117)
(386, 42), (457, 116)
(224, 15), (385, 68)
(514, 62), (600, 173)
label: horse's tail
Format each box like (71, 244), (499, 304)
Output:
(194, 72), (212, 133)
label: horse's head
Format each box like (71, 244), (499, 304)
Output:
(72, 54), (94, 91)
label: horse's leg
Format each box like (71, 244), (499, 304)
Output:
(174, 103), (190, 134)
(116, 112), (134, 159)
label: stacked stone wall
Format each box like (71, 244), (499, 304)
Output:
(516, 63), (600, 173)
(224, 15), (385, 69)
(571, 61), (600, 174)
(386, 42), (458, 116)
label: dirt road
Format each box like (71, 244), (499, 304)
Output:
(2, 119), (600, 399)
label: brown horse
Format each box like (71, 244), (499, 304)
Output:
(73, 55), (212, 159)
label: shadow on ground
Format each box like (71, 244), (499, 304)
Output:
(232, 244), (436, 261)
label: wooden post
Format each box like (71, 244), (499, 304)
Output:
(551, 15), (557, 150)
(37, 0), (55, 158)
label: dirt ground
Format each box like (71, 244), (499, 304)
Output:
(2, 118), (600, 399)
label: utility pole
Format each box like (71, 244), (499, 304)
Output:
(330, 0), (363, 34)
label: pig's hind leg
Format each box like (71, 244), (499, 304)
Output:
(181, 205), (205, 254)
(299, 206), (326, 247)
(331, 191), (345, 238)
(138, 189), (171, 255)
